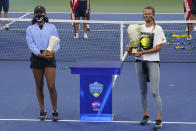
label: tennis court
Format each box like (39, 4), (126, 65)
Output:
(0, 2), (196, 131)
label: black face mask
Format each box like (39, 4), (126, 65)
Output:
(35, 15), (44, 23)
(144, 16), (153, 23)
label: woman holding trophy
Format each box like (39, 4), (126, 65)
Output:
(26, 5), (60, 121)
(126, 6), (166, 130)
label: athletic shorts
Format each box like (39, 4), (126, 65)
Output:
(0, 0), (9, 12)
(191, 0), (196, 14)
(30, 52), (56, 69)
(75, 1), (89, 17)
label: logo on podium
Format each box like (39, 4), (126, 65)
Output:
(89, 81), (103, 97)
(91, 101), (101, 111)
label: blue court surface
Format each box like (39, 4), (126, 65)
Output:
(0, 13), (196, 131)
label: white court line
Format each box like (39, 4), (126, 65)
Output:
(0, 119), (196, 125)
(9, 12), (31, 14)
(0, 12), (31, 30)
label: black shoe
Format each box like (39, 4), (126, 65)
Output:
(52, 111), (59, 121)
(154, 120), (162, 130)
(140, 115), (150, 125)
(40, 110), (47, 120)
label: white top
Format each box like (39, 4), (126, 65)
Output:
(136, 24), (167, 61)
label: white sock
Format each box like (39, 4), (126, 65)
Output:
(5, 24), (9, 28)
(84, 33), (88, 39)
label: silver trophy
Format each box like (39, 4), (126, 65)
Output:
(46, 36), (60, 51)
(127, 24), (141, 55)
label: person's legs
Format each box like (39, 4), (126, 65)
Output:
(74, 1), (82, 38)
(82, 17), (88, 38)
(82, 17), (87, 33)
(44, 67), (58, 121)
(0, 11), (8, 29)
(187, 22), (192, 40)
(135, 62), (150, 116)
(74, 17), (80, 38)
(191, 0), (196, 29)
(147, 62), (162, 130)
(187, 23), (192, 35)
(44, 67), (57, 111)
(185, 10), (192, 40)
(148, 62), (162, 119)
(2, 0), (9, 29)
(86, 11), (90, 31)
(32, 68), (45, 110)
(79, 1), (88, 38)
(191, 14), (196, 30)
(136, 62), (151, 125)
(187, 13), (196, 40)
(4, 11), (8, 26)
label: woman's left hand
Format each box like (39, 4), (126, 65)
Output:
(134, 51), (144, 57)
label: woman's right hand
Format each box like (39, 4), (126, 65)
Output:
(126, 45), (135, 56)
(38, 52), (53, 60)
(85, 9), (89, 15)
(126, 45), (131, 52)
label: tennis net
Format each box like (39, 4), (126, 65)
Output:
(0, 18), (196, 62)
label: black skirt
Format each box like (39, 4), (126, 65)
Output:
(30, 52), (56, 69)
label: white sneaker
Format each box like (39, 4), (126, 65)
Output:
(194, 26), (196, 31)
(74, 33), (79, 39)
(87, 24), (90, 31)
(84, 33), (88, 39)
(187, 35), (192, 40)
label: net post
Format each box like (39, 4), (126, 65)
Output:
(120, 22), (124, 61)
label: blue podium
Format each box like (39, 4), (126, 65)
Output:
(71, 61), (122, 121)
